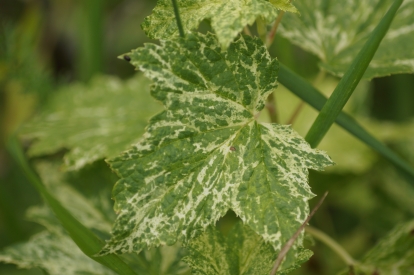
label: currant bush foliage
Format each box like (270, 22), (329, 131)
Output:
(279, 0), (414, 79)
(100, 33), (333, 263)
(341, 220), (414, 275)
(0, 161), (190, 275)
(142, 0), (298, 48)
(21, 75), (162, 170)
(183, 222), (312, 274)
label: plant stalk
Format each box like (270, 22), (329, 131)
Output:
(305, 226), (357, 267)
(171, 0), (185, 37)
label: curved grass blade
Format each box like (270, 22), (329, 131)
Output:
(305, 0), (403, 147)
(278, 63), (414, 182)
(6, 137), (137, 275)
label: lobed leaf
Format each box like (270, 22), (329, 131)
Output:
(21, 74), (162, 170)
(279, 0), (414, 79)
(142, 0), (297, 49)
(101, 32), (333, 270)
(183, 222), (312, 274)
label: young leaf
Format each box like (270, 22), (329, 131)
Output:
(0, 232), (116, 275)
(183, 222), (313, 274)
(279, 0), (414, 79)
(142, 0), (298, 49)
(340, 220), (414, 275)
(21, 74), (162, 170)
(100, 32), (333, 265)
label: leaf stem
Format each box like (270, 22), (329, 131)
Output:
(305, 0), (403, 148)
(266, 92), (279, 123)
(305, 225), (357, 267)
(171, 0), (185, 37)
(266, 11), (285, 48)
(270, 192), (328, 275)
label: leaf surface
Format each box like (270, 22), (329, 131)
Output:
(142, 0), (297, 48)
(279, 0), (414, 79)
(0, 232), (116, 275)
(341, 220), (414, 275)
(101, 32), (333, 269)
(21, 74), (162, 170)
(0, 161), (190, 275)
(183, 222), (312, 274)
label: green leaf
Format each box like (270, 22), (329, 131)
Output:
(100, 32), (333, 264)
(6, 139), (138, 275)
(0, 160), (189, 275)
(278, 63), (414, 182)
(31, 161), (114, 234)
(0, 232), (116, 275)
(279, 0), (414, 79)
(341, 220), (414, 275)
(142, 0), (297, 49)
(305, 0), (402, 148)
(183, 222), (312, 274)
(21, 74), (162, 170)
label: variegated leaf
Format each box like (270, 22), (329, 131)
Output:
(100, 32), (333, 262)
(0, 232), (116, 275)
(340, 220), (414, 275)
(0, 160), (190, 275)
(279, 0), (414, 79)
(21, 74), (162, 170)
(183, 222), (313, 274)
(142, 0), (297, 49)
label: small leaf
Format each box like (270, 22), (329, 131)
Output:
(21, 74), (162, 170)
(279, 0), (414, 79)
(142, 0), (297, 49)
(183, 222), (312, 274)
(0, 232), (116, 275)
(340, 220), (414, 275)
(0, 160), (189, 275)
(100, 32), (333, 269)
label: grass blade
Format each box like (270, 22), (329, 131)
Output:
(305, 0), (403, 147)
(6, 137), (137, 275)
(278, 63), (414, 182)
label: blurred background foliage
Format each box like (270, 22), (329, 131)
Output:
(0, 0), (413, 274)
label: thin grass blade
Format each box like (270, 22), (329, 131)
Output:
(278, 63), (414, 182)
(305, 0), (403, 147)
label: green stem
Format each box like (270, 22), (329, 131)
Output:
(6, 137), (137, 275)
(171, 0), (185, 37)
(305, 0), (403, 148)
(266, 92), (279, 123)
(266, 10), (285, 48)
(305, 226), (357, 267)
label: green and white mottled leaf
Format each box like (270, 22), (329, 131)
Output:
(0, 161), (190, 275)
(183, 222), (312, 274)
(100, 32), (333, 265)
(340, 220), (414, 275)
(129, 245), (191, 275)
(0, 232), (116, 275)
(142, 0), (297, 48)
(21, 74), (162, 170)
(279, 0), (414, 79)
(33, 161), (113, 234)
